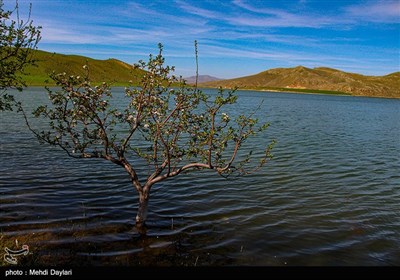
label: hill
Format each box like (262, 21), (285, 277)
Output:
(184, 75), (222, 84)
(202, 66), (400, 98)
(21, 50), (145, 86)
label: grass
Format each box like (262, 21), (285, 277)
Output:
(260, 87), (352, 95)
(20, 49), (145, 86)
(202, 85), (351, 96)
(0, 224), (230, 266)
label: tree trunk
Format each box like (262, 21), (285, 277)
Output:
(121, 160), (149, 232)
(136, 191), (149, 228)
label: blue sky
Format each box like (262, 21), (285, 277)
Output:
(7, 0), (400, 78)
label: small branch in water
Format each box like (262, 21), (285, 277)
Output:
(194, 256), (199, 266)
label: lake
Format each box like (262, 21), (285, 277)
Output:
(1, 88), (399, 266)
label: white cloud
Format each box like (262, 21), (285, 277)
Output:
(233, 0), (286, 16)
(30, 0), (398, 77)
(345, 0), (400, 23)
(175, 0), (221, 19)
(198, 43), (362, 65)
(41, 25), (104, 44)
(231, 0), (347, 28)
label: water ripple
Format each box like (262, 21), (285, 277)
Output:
(1, 88), (399, 265)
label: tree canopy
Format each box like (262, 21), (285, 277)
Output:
(22, 43), (274, 227)
(0, 0), (41, 110)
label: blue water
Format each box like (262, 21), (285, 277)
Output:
(1, 88), (399, 265)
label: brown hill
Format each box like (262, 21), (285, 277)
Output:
(202, 66), (400, 98)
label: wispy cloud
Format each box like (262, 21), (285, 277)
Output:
(175, 0), (351, 29)
(198, 42), (363, 64)
(125, 1), (160, 16)
(232, 0), (287, 16)
(29, 0), (399, 77)
(345, 0), (400, 23)
(175, 0), (221, 19)
(40, 23), (104, 44)
(230, 0), (347, 28)
(225, 16), (328, 28)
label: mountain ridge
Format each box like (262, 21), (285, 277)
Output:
(201, 66), (400, 98)
(20, 50), (399, 98)
(184, 75), (222, 84)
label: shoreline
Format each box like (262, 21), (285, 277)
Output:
(199, 86), (400, 100)
(18, 85), (400, 100)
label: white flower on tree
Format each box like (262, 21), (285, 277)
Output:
(21, 42), (275, 231)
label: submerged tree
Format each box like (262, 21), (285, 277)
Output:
(0, 0), (41, 110)
(22, 43), (274, 229)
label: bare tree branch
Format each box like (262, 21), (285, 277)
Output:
(23, 42), (274, 226)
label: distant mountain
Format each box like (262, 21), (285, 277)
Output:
(184, 75), (222, 84)
(202, 66), (400, 98)
(20, 52), (399, 98)
(22, 50), (145, 86)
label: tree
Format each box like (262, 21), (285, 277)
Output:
(22, 43), (275, 229)
(0, 0), (41, 110)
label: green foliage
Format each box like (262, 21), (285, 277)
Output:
(0, 0), (41, 110)
(262, 87), (351, 95)
(22, 43), (274, 224)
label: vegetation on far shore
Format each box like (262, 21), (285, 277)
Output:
(20, 50), (145, 86)
(212, 86), (352, 96)
(16, 49), (400, 99)
(260, 87), (351, 95)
